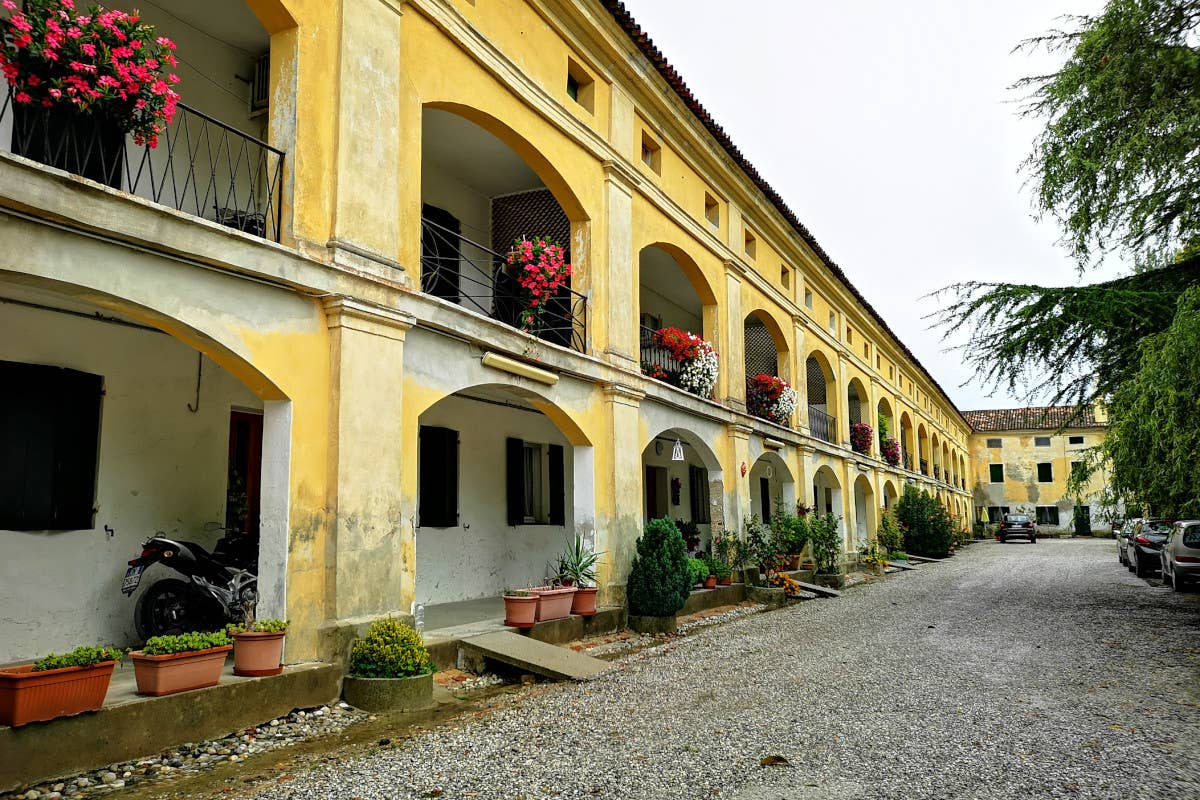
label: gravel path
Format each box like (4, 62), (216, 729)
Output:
(251, 539), (1200, 800)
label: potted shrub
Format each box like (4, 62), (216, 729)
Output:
(342, 618), (434, 712)
(530, 584), (577, 622)
(226, 619), (288, 677)
(502, 589), (539, 629)
(712, 559), (732, 586)
(809, 513), (846, 589)
(0, 645), (121, 727)
(130, 630), (232, 697)
(626, 518), (690, 634)
(556, 534), (603, 617)
(687, 556), (710, 589)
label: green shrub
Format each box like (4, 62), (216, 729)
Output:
(876, 508), (904, 555)
(770, 500), (810, 554)
(141, 630), (231, 656)
(227, 618), (289, 634)
(808, 514), (844, 575)
(627, 517), (690, 616)
(687, 557), (710, 585)
(675, 518), (702, 551)
(894, 485), (955, 558)
(349, 618), (434, 679)
(739, 516), (772, 570)
(33, 645), (122, 671)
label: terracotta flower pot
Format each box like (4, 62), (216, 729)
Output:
(789, 554), (803, 570)
(130, 645), (231, 697)
(571, 587), (598, 617)
(718, 576), (732, 586)
(232, 632), (286, 677)
(531, 586), (577, 622)
(503, 594), (538, 629)
(703, 575), (717, 589)
(0, 660), (117, 727)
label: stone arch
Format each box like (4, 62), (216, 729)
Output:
(743, 308), (791, 381)
(846, 377), (868, 426)
(811, 464), (843, 519)
(916, 423), (930, 474)
(749, 451), (795, 523)
(412, 381), (592, 448)
(882, 479), (899, 510)
(898, 411), (914, 469)
(641, 427), (724, 549)
(852, 474), (876, 548)
(804, 349), (838, 443)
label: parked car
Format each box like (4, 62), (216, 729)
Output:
(1117, 519), (1138, 566)
(998, 513), (1037, 544)
(1127, 518), (1174, 578)
(1160, 520), (1200, 591)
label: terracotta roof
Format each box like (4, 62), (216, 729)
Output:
(961, 406), (1106, 432)
(598, 1), (969, 427)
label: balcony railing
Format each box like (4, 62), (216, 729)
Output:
(920, 458), (929, 475)
(640, 325), (682, 382)
(808, 405), (837, 444)
(933, 465), (941, 480)
(1, 91), (284, 242)
(902, 450), (912, 471)
(420, 216), (587, 352)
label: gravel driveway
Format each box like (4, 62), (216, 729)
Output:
(252, 539), (1200, 800)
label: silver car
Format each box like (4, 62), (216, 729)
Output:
(1160, 520), (1200, 591)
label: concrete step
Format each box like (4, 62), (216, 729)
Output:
(791, 580), (842, 598)
(888, 560), (918, 571)
(906, 554), (946, 564)
(460, 631), (612, 682)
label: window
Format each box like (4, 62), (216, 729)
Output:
(1034, 436), (1051, 447)
(875, 353), (880, 369)
(704, 192), (720, 227)
(506, 438), (564, 526)
(640, 130), (661, 174)
(828, 311), (836, 333)
(804, 289), (813, 309)
(863, 343), (870, 360)
(846, 327), (854, 344)
(1071, 461), (1084, 480)
(987, 506), (1010, 522)
(1036, 506), (1060, 525)
(780, 264), (791, 290)
(888, 365), (894, 380)
(743, 227), (757, 259)
(565, 57), (594, 113)
(986, 438), (1002, 448)
(1068, 435), (1084, 445)
(0, 361), (103, 531)
(418, 425), (459, 528)
(688, 465), (711, 524)
(989, 464), (1004, 483)
(1037, 462), (1053, 482)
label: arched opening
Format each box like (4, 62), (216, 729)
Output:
(420, 105), (587, 351)
(846, 377), (868, 453)
(812, 464), (843, 519)
(749, 452), (795, 524)
(917, 424), (930, 475)
(882, 479), (899, 511)
(930, 433), (941, 481)
(805, 351), (837, 444)
(960, 453), (968, 490)
(899, 411), (914, 471)
(641, 428), (722, 553)
(852, 475), (875, 548)
(744, 310), (791, 425)
(0, 275), (292, 662)
(415, 384), (594, 609)
(637, 244), (718, 394)
(877, 397), (895, 451)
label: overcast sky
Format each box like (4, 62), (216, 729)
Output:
(621, 0), (1119, 411)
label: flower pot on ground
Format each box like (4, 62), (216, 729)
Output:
(130, 631), (232, 697)
(503, 591), (539, 628)
(341, 618), (434, 713)
(626, 518), (690, 632)
(531, 585), (577, 621)
(0, 645), (121, 727)
(227, 619), (289, 677)
(555, 533), (603, 617)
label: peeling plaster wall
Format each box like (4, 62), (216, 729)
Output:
(0, 303), (261, 662)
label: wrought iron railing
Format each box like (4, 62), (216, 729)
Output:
(902, 450), (912, 471)
(934, 465), (941, 481)
(920, 458), (929, 475)
(1, 90), (284, 242)
(639, 324), (682, 382)
(420, 216), (587, 352)
(808, 405), (837, 444)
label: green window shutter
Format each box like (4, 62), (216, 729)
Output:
(506, 437), (525, 526)
(548, 444), (565, 525)
(689, 466), (711, 524)
(989, 464), (1004, 483)
(418, 426), (458, 527)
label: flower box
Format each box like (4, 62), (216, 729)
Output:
(0, 660), (117, 727)
(530, 585), (577, 621)
(130, 645), (231, 697)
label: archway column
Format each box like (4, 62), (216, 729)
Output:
(726, 422), (754, 530)
(723, 263), (745, 409)
(792, 318), (809, 436)
(595, 383), (645, 607)
(600, 161), (639, 367)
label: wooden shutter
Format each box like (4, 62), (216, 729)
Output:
(548, 444), (565, 525)
(506, 437), (525, 526)
(418, 426), (458, 528)
(0, 361), (102, 531)
(689, 466), (711, 524)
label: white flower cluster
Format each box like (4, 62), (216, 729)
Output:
(770, 384), (797, 422)
(678, 344), (719, 398)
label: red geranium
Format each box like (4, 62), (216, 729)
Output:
(505, 235), (572, 334)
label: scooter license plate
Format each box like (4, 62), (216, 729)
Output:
(121, 565), (145, 595)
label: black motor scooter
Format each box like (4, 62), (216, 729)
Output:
(121, 524), (258, 639)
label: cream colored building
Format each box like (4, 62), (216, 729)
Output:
(0, 0), (973, 664)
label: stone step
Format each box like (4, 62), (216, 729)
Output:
(460, 631), (612, 682)
(790, 580), (842, 598)
(888, 560), (918, 571)
(906, 554), (946, 564)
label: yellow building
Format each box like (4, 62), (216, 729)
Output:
(0, 0), (973, 664)
(964, 406), (1111, 534)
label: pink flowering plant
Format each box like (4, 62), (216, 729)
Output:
(880, 435), (901, 466)
(745, 374), (796, 425)
(1, 0), (180, 146)
(504, 236), (573, 334)
(849, 422), (874, 455)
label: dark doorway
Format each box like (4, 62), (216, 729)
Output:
(760, 477), (772, 524)
(645, 466), (667, 520)
(226, 410), (263, 539)
(1074, 505), (1091, 537)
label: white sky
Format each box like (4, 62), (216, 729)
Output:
(620, 0), (1120, 411)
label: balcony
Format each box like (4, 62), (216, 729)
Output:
(420, 216), (587, 352)
(640, 324), (682, 383)
(808, 405), (837, 444)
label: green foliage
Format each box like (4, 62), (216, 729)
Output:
(141, 630), (231, 656)
(738, 516), (772, 570)
(349, 618), (434, 679)
(769, 499), (810, 554)
(556, 534), (602, 587)
(227, 618), (289, 635)
(1106, 287), (1200, 516)
(1017, 0), (1200, 264)
(33, 645), (122, 671)
(894, 486), (955, 558)
(687, 557), (709, 586)
(627, 518), (690, 617)
(876, 508), (904, 555)
(807, 514), (843, 575)
(674, 518), (702, 551)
